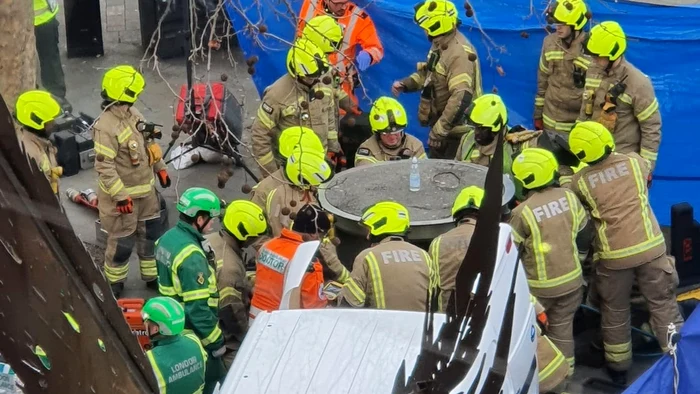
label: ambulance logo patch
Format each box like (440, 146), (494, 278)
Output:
(197, 272), (205, 285)
(261, 102), (273, 115)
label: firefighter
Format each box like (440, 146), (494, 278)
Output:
(142, 296), (207, 394)
(249, 125), (325, 209)
(249, 203), (330, 321)
(338, 201), (437, 312)
(93, 65), (171, 298)
(34, 0), (66, 99)
(354, 96), (426, 166)
(14, 90), (63, 195)
(205, 200), (268, 368)
(297, 0), (384, 107)
(265, 146), (349, 283)
(393, 0), (482, 159)
(534, 0), (591, 137)
(155, 187), (226, 394)
(455, 94), (578, 190)
(579, 21), (661, 181)
(428, 186), (482, 312)
(568, 121), (683, 384)
(251, 39), (337, 177)
(510, 148), (587, 375)
(531, 296), (570, 393)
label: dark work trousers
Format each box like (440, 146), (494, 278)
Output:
(35, 18), (67, 99)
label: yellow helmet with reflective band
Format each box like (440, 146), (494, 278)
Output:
(569, 121), (615, 163)
(101, 65), (145, 103)
(361, 201), (410, 236)
(302, 15), (343, 54)
(547, 0), (589, 30)
(413, 0), (459, 38)
(222, 200), (268, 241)
(285, 145), (333, 187)
(15, 90), (62, 130)
(369, 96), (408, 134)
(451, 185), (484, 218)
(466, 94), (508, 132)
(512, 148), (559, 189)
(286, 38), (329, 78)
(278, 126), (325, 160)
(585, 21), (626, 61)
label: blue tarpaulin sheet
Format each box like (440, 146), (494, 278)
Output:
(225, 0), (700, 225)
(624, 307), (700, 393)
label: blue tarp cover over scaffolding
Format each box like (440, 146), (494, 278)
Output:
(225, 0), (700, 226)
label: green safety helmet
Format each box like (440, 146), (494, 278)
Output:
(176, 187), (221, 218)
(141, 297), (186, 336)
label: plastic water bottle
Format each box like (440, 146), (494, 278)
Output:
(409, 157), (421, 192)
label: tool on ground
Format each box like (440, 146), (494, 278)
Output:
(65, 188), (99, 211)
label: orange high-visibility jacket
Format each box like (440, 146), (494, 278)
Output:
(297, 0), (383, 103)
(249, 228), (327, 319)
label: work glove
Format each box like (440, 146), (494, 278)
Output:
(157, 169), (171, 188)
(391, 81), (405, 97)
(356, 51), (372, 72)
(536, 310), (549, 333)
(427, 134), (443, 149)
(534, 119), (544, 131)
(212, 345), (227, 358)
(116, 197), (134, 214)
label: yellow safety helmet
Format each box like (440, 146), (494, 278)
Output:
(285, 145), (333, 187)
(569, 121), (615, 163)
(512, 148), (559, 190)
(414, 0), (459, 38)
(278, 126), (325, 160)
(547, 0), (589, 31)
(222, 200), (268, 241)
(369, 97), (408, 134)
(286, 38), (329, 79)
(101, 65), (146, 103)
(466, 94), (508, 132)
(360, 201), (411, 237)
(302, 15), (343, 54)
(14, 90), (62, 131)
(585, 21), (626, 61)
(451, 185), (484, 218)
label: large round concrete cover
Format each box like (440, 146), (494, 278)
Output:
(319, 159), (515, 224)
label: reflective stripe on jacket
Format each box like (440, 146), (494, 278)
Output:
(570, 152), (665, 269)
(429, 219), (476, 312)
(146, 333), (207, 394)
(155, 221), (224, 352)
(250, 228), (327, 317)
(34, 0), (58, 26)
(510, 187), (586, 298)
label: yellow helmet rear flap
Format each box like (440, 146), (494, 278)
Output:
(512, 148), (559, 189)
(369, 97), (408, 133)
(286, 39), (329, 78)
(361, 201), (410, 237)
(451, 185), (485, 218)
(101, 65), (145, 103)
(569, 121), (615, 163)
(15, 90), (62, 130)
(547, 0), (589, 30)
(302, 15), (343, 54)
(222, 200), (268, 241)
(585, 21), (627, 61)
(414, 0), (459, 38)
(466, 94), (508, 132)
(278, 126), (325, 159)
(285, 145), (333, 187)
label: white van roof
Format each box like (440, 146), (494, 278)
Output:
(218, 308), (444, 394)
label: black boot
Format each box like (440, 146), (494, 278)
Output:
(110, 282), (125, 299)
(606, 367), (628, 386)
(146, 280), (159, 291)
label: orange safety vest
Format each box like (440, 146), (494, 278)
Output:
(249, 228), (327, 320)
(297, 0), (384, 105)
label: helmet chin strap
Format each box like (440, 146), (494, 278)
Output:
(196, 216), (212, 233)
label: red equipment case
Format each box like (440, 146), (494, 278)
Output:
(118, 298), (152, 351)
